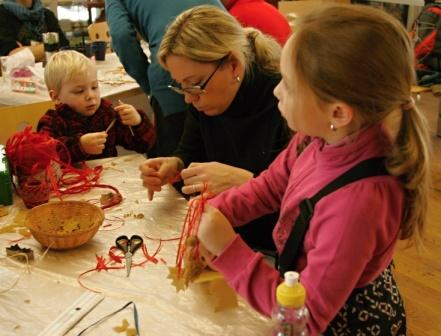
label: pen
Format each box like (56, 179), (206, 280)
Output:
(118, 99), (135, 136)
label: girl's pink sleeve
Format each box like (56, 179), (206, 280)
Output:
(212, 235), (280, 316)
(206, 134), (306, 325)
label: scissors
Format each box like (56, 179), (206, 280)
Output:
(115, 235), (143, 277)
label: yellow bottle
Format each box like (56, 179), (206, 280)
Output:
(272, 271), (309, 336)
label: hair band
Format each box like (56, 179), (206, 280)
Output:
(401, 97), (415, 111)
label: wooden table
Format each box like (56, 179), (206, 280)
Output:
(0, 53), (149, 145)
(0, 154), (270, 336)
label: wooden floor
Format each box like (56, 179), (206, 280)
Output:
(394, 92), (441, 336)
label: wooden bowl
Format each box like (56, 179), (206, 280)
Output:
(25, 201), (104, 250)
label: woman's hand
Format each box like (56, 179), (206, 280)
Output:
(139, 157), (183, 200)
(180, 162), (253, 196)
(80, 132), (107, 155)
(197, 205), (236, 258)
(114, 103), (141, 126)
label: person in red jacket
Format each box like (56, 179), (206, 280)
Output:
(221, 0), (291, 45)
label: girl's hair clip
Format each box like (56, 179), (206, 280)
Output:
(401, 97), (415, 111)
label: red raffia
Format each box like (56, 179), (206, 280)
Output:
(5, 125), (68, 178)
(95, 255), (109, 271)
(5, 126), (123, 210)
(108, 248), (123, 264)
(99, 215), (125, 231)
(175, 184), (208, 278)
(77, 239), (164, 292)
(143, 235), (180, 242)
(8, 236), (29, 244)
(143, 235), (180, 265)
(141, 243), (158, 264)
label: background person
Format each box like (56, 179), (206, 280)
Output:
(220, 0), (291, 45)
(196, 5), (430, 335)
(139, 5), (292, 252)
(106, 0), (225, 157)
(38, 50), (155, 163)
(0, 0), (69, 61)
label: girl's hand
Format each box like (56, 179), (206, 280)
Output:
(80, 131), (107, 154)
(180, 162), (253, 196)
(139, 157), (183, 200)
(114, 103), (141, 126)
(198, 243), (216, 267)
(197, 205), (236, 256)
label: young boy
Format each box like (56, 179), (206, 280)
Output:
(37, 50), (155, 163)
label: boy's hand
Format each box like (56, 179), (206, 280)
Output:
(80, 132), (108, 155)
(114, 103), (141, 126)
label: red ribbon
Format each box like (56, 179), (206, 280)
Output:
(5, 126), (122, 209)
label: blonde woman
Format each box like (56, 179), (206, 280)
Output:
(139, 5), (291, 252)
(196, 4), (431, 335)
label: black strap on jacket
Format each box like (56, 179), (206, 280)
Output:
(278, 157), (388, 276)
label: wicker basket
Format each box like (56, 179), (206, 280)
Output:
(25, 201), (104, 250)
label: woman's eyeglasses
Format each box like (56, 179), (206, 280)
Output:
(168, 55), (229, 96)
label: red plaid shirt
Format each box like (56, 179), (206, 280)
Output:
(37, 99), (155, 162)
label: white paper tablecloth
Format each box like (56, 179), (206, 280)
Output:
(0, 53), (139, 106)
(0, 154), (270, 336)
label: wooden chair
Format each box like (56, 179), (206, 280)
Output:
(87, 21), (110, 42)
(0, 100), (54, 145)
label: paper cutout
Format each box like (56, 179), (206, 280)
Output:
(194, 270), (238, 312)
(168, 267), (238, 312)
(167, 266), (186, 292)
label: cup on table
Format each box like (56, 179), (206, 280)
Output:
(84, 41), (94, 58)
(92, 41), (107, 61)
(42, 32), (60, 64)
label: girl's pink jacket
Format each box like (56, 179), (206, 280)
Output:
(209, 125), (404, 335)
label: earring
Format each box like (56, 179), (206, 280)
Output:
(330, 124), (337, 131)
(235, 76), (241, 83)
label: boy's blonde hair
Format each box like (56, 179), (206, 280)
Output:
(158, 5), (281, 75)
(291, 4), (431, 246)
(44, 50), (96, 92)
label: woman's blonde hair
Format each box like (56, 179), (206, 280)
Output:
(291, 5), (431, 246)
(44, 50), (96, 92)
(158, 5), (281, 74)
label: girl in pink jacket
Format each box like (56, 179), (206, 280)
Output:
(196, 4), (431, 335)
